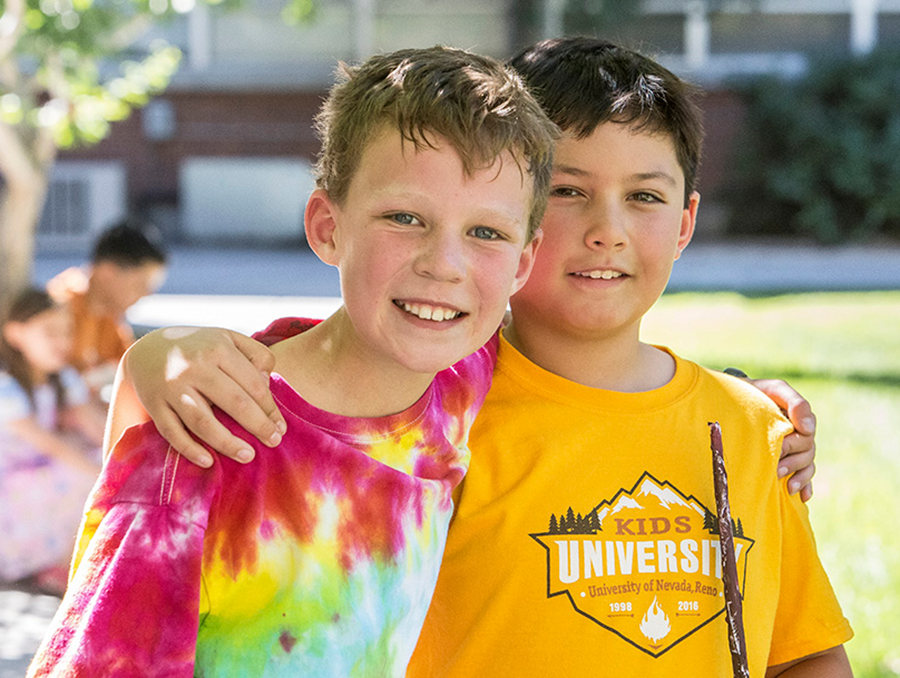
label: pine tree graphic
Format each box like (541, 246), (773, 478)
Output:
(565, 507), (576, 533)
(545, 506), (603, 535)
(735, 518), (745, 538)
(587, 508), (601, 533)
(703, 507), (719, 534)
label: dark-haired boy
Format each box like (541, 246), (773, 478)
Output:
(405, 38), (852, 677)
(47, 219), (168, 398)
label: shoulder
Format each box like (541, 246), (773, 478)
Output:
(693, 360), (786, 417)
(682, 358), (794, 450)
(253, 316), (321, 346)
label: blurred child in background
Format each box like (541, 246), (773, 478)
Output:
(0, 288), (104, 594)
(47, 219), (168, 402)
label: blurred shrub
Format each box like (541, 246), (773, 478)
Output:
(728, 50), (900, 243)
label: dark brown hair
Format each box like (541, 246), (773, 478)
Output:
(0, 288), (66, 414)
(509, 37), (705, 204)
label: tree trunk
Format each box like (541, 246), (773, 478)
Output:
(0, 173), (49, 319)
(0, 115), (56, 320)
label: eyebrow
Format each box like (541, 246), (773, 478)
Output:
(553, 165), (679, 188)
(632, 171), (679, 187)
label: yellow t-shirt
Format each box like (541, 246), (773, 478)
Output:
(408, 336), (852, 677)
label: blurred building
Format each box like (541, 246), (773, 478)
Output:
(41, 0), (900, 248)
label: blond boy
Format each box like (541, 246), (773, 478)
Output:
(28, 46), (555, 677)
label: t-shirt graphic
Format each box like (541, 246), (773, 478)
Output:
(531, 472), (753, 657)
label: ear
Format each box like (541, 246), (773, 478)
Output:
(304, 188), (341, 266)
(510, 228), (543, 296)
(674, 191), (700, 261)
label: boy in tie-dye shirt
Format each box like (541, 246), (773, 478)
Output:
(29, 46), (557, 678)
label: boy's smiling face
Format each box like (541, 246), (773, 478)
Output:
(508, 122), (698, 346)
(307, 127), (539, 376)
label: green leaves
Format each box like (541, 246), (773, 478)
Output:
(730, 50), (900, 243)
(1, 0), (184, 149)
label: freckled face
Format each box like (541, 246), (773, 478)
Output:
(509, 123), (698, 343)
(318, 129), (539, 375)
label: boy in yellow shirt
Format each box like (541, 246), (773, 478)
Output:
(404, 38), (852, 677)
(111, 39), (847, 676)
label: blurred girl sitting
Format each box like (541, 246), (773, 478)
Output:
(0, 288), (105, 594)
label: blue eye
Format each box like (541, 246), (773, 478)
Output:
(391, 213), (417, 225)
(470, 226), (501, 240)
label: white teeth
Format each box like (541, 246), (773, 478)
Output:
(399, 302), (461, 322)
(578, 270), (623, 280)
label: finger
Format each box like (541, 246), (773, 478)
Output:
(172, 388), (258, 463)
(197, 368), (284, 448)
(786, 462), (816, 497)
(780, 430), (816, 460)
(230, 331), (277, 375)
(778, 448), (815, 481)
(151, 407), (215, 468)
(751, 379), (817, 435)
(800, 483), (814, 503)
(214, 344), (286, 446)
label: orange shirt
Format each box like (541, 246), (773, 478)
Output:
(48, 267), (133, 374)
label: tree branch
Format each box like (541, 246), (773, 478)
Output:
(0, 119), (41, 190)
(0, 0), (26, 64)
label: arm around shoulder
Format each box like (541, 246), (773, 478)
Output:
(766, 644), (853, 677)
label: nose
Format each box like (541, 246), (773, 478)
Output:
(584, 202), (627, 251)
(413, 229), (466, 283)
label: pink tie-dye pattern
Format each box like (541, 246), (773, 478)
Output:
(28, 321), (496, 677)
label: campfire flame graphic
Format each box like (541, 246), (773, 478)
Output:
(639, 596), (671, 643)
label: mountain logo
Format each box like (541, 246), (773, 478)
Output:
(530, 472), (753, 657)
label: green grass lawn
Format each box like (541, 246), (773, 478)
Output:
(642, 291), (900, 677)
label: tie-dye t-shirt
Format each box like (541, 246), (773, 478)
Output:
(28, 319), (497, 678)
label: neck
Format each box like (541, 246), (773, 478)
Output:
(271, 308), (436, 418)
(503, 316), (675, 392)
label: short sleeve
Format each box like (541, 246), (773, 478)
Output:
(768, 488), (854, 665)
(0, 372), (30, 423)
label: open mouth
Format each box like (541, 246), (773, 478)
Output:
(572, 270), (625, 280)
(395, 301), (464, 322)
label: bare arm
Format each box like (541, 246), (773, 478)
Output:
(766, 645), (852, 677)
(8, 416), (101, 475)
(116, 326), (283, 467)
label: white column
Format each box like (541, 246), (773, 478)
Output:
(684, 0), (710, 70)
(850, 0), (879, 56)
(352, 0), (376, 60)
(542, 0), (566, 39)
(188, 2), (212, 72)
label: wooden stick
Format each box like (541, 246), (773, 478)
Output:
(709, 421), (750, 678)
